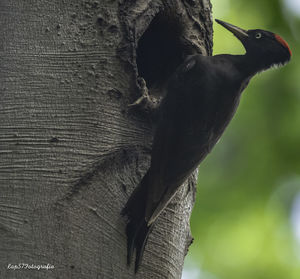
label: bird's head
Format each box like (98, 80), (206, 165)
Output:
(215, 19), (291, 70)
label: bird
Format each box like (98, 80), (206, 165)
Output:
(122, 19), (291, 272)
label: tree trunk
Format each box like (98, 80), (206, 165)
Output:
(0, 0), (212, 278)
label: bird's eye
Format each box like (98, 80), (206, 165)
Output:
(255, 33), (262, 39)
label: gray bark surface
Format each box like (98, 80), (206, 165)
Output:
(0, 0), (212, 278)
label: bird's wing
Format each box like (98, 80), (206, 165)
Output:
(144, 55), (210, 224)
(146, 123), (212, 225)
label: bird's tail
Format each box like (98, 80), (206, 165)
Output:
(121, 172), (153, 272)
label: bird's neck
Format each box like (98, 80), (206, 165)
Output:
(234, 53), (272, 78)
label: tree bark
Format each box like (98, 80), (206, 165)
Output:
(0, 0), (212, 278)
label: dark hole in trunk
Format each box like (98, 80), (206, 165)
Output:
(136, 12), (190, 91)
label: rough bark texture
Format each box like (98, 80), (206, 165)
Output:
(0, 0), (212, 278)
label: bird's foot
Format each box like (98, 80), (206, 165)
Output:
(128, 77), (161, 117)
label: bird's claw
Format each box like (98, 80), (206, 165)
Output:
(128, 77), (160, 115)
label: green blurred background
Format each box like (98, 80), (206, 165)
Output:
(183, 0), (300, 278)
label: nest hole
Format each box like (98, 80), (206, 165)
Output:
(136, 12), (191, 91)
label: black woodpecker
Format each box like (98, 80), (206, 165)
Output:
(122, 19), (292, 272)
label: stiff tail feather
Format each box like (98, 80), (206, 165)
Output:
(121, 172), (153, 272)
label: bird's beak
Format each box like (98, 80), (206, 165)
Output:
(215, 19), (249, 40)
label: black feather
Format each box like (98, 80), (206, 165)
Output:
(121, 172), (153, 272)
